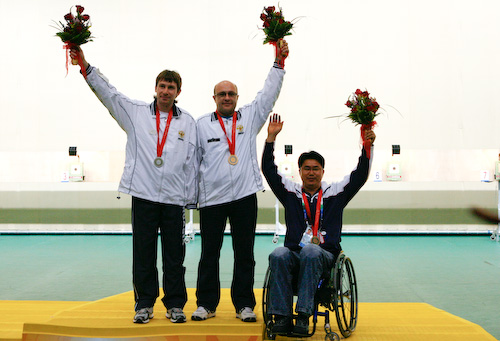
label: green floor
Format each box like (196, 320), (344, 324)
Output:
(1, 234), (499, 339)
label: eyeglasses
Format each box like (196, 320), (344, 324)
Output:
(215, 91), (238, 98)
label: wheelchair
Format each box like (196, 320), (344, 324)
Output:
(262, 252), (358, 340)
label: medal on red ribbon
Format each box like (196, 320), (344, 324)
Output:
(216, 111), (238, 165)
(301, 189), (323, 245)
(154, 105), (174, 168)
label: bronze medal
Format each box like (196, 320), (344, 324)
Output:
(228, 154), (238, 165)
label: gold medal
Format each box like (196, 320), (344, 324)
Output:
(228, 154), (238, 165)
(154, 157), (164, 167)
(311, 236), (320, 245)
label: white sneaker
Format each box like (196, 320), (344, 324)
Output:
(236, 307), (257, 322)
(133, 307), (154, 323)
(191, 306), (216, 321)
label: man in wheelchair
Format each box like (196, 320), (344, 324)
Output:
(261, 114), (375, 336)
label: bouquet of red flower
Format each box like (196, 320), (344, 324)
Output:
(345, 89), (380, 125)
(345, 89), (380, 157)
(260, 5), (293, 67)
(260, 6), (293, 44)
(54, 5), (93, 77)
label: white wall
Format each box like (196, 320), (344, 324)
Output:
(1, 0), (499, 184)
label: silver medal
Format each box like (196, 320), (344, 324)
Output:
(154, 157), (164, 167)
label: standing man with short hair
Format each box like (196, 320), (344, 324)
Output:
(69, 47), (197, 324)
(192, 40), (289, 322)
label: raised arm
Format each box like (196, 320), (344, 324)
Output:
(262, 114), (291, 205)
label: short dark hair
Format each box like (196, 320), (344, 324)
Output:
(298, 151), (325, 168)
(156, 70), (182, 90)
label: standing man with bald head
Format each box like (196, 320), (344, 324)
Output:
(192, 40), (289, 322)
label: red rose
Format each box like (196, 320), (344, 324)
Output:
(260, 13), (267, 20)
(279, 18), (284, 24)
(265, 6), (275, 14)
(362, 91), (370, 97)
(82, 14), (90, 21)
(355, 89), (362, 95)
(75, 22), (84, 32)
(76, 5), (84, 14)
(64, 13), (74, 21)
(264, 21), (270, 28)
(345, 101), (352, 107)
(276, 12), (281, 17)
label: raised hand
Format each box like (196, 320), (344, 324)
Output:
(363, 128), (376, 144)
(275, 39), (289, 67)
(69, 45), (89, 70)
(266, 113), (283, 142)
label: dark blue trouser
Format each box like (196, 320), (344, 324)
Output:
(196, 194), (257, 312)
(132, 196), (187, 311)
(268, 244), (335, 316)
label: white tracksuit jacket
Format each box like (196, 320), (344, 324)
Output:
(84, 65), (198, 207)
(196, 64), (285, 208)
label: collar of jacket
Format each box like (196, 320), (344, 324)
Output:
(210, 111), (241, 122)
(150, 100), (181, 118)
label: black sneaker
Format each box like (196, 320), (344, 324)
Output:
(292, 313), (310, 336)
(271, 315), (292, 336)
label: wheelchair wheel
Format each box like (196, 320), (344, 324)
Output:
(262, 267), (276, 340)
(332, 253), (358, 338)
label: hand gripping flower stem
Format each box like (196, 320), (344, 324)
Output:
(274, 39), (289, 68)
(69, 46), (89, 71)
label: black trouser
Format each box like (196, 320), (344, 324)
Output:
(132, 197), (187, 310)
(196, 194), (257, 312)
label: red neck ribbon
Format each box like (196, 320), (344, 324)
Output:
(156, 106), (174, 158)
(301, 188), (323, 237)
(216, 111), (237, 156)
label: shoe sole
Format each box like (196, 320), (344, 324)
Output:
(166, 312), (186, 323)
(133, 314), (153, 324)
(191, 314), (216, 321)
(237, 315), (257, 322)
(291, 329), (309, 336)
(133, 316), (152, 324)
(169, 317), (186, 323)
